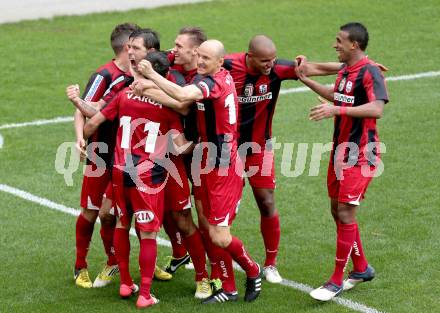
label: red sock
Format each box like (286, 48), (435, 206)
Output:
(139, 238), (157, 299)
(113, 228), (133, 286)
(100, 225), (117, 266)
(351, 223), (368, 272)
(217, 249), (236, 293)
(225, 236), (259, 278)
(75, 214), (94, 269)
(199, 226), (220, 280)
(184, 230), (208, 281)
(260, 213), (281, 266)
(163, 212), (187, 258)
(330, 223), (356, 286)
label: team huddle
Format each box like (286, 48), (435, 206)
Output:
(66, 22), (388, 308)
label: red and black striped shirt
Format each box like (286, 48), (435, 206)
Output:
(224, 52), (298, 149)
(332, 56), (389, 166)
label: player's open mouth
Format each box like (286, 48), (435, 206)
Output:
(130, 59), (136, 67)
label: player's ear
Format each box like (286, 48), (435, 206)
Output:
(219, 57), (224, 67)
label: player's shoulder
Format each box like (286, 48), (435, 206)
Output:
(167, 69), (186, 87)
(223, 52), (245, 70)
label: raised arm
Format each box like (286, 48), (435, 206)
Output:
(138, 60), (203, 104)
(66, 84), (106, 118)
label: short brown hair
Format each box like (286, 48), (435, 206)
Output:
(110, 23), (141, 55)
(179, 26), (207, 46)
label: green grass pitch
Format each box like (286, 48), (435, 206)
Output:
(0, 0), (439, 312)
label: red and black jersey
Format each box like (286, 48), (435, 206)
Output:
(167, 51), (199, 143)
(224, 52), (298, 149)
(82, 60), (133, 168)
(101, 88), (184, 186)
(193, 68), (239, 168)
(332, 56), (389, 166)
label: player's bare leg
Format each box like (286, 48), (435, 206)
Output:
(74, 207), (98, 288)
(252, 187), (282, 283)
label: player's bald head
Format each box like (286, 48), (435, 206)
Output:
(199, 39), (226, 59)
(248, 35), (276, 56)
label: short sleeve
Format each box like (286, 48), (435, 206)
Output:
(273, 59), (298, 81)
(363, 65), (389, 104)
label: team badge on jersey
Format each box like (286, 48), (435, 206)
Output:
(244, 83), (254, 96)
(259, 84), (267, 94)
(345, 81), (353, 93)
(338, 77), (346, 92)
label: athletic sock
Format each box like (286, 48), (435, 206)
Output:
(184, 229), (208, 281)
(113, 228), (133, 286)
(225, 236), (259, 278)
(139, 238), (157, 299)
(75, 214), (94, 269)
(100, 225), (117, 266)
(330, 223), (356, 286)
(260, 213), (281, 267)
(163, 212), (187, 258)
(351, 223), (368, 272)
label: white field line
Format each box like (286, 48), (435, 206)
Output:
(0, 183), (384, 313)
(0, 184), (170, 247)
(0, 70), (439, 131)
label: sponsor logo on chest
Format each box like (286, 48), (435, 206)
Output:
(334, 92), (355, 104)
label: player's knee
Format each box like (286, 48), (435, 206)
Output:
(258, 196), (276, 217)
(82, 208), (98, 222)
(99, 210), (115, 227)
(209, 228), (230, 248)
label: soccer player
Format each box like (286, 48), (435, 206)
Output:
(222, 35), (343, 283)
(296, 22), (388, 301)
(138, 39), (263, 304)
(67, 27), (173, 283)
(68, 22), (140, 289)
(82, 51), (191, 309)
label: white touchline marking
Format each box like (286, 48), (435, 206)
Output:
(0, 116), (74, 130)
(0, 183), (384, 313)
(0, 183), (170, 247)
(0, 134), (3, 149)
(278, 70), (440, 95)
(0, 70), (438, 131)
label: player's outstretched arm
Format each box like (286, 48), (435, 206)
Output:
(66, 84), (106, 118)
(296, 55), (342, 76)
(138, 60), (203, 104)
(309, 97), (384, 121)
(296, 67), (334, 102)
(143, 88), (191, 115)
(73, 109), (87, 161)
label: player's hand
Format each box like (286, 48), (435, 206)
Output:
(129, 79), (155, 96)
(66, 84), (81, 102)
(137, 60), (154, 77)
(75, 138), (87, 161)
(376, 62), (389, 72)
(295, 55), (308, 80)
(309, 96), (336, 121)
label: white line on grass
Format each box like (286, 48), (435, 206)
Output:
(0, 183), (171, 247)
(0, 183), (384, 313)
(0, 70), (438, 131)
(0, 116), (74, 130)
